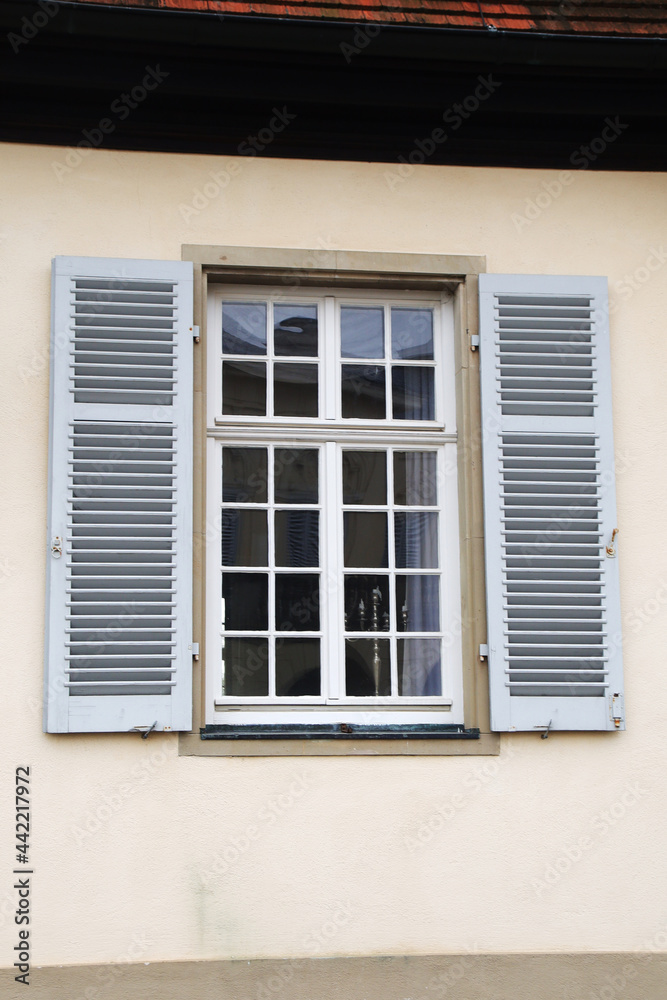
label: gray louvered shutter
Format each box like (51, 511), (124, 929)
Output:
(45, 257), (194, 733)
(479, 274), (624, 732)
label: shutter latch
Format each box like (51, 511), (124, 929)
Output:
(605, 527), (619, 558)
(611, 693), (624, 728)
(51, 536), (62, 558)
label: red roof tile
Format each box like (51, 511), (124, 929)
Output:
(66, 0), (667, 36)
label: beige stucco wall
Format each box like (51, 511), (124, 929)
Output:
(1, 142), (667, 969)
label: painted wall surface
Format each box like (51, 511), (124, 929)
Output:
(1, 143), (666, 968)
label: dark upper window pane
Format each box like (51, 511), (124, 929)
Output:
(274, 305), (318, 357)
(222, 447), (268, 503)
(274, 363), (318, 417)
(392, 366), (435, 420)
(222, 361), (266, 416)
(275, 574), (320, 631)
(341, 307), (384, 359)
(274, 449), (318, 504)
(341, 365), (386, 419)
(222, 573), (268, 630)
(393, 452), (437, 506)
(223, 638), (269, 696)
(344, 512), (388, 567)
(391, 308), (434, 360)
(275, 639), (320, 696)
(342, 451), (387, 505)
(221, 510), (268, 566)
(222, 302), (267, 355)
(275, 510), (319, 567)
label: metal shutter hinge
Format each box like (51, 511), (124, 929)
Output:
(605, 527), (619, 558)
(611, 693), (624, 728)
(190, 642), (200, 661)
(470, 332), (480, 351)
(50, 536), (62, 558)
(192, 325), (200, 343)
(479, 643), (489, 660)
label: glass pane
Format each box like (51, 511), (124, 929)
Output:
(223, 361), (266, 416)
(275, 510), (319, 567)
(391, 308), (434, 360)
(276, 639), (320, 696)
(341, 365), (386, 419)
(222, 573), (268, 630)
(341, 306), (384, 359)
(394, 452), (437, 506)
(274, 305), (318, 357)
(223, 638), (268, 696)
(344, 575), (390, 632)
(396, 576), (440, 632)
(398, 638), (442, 696)
(345, 639), (390, 696)
(392, 366), (435, 420)
(222, 302), (267, 356)
(274, 363), (318, 417)
(344, 512), (388, 568)
(221, 510), (267, 566)
(275, 574), (320, 631)
(395, 512), (439, 568)
(274, 449), (318, 504)
(342, 451), (386, 505)
(222, 447), (267, 503)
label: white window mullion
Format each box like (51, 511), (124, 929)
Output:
(324, 296), (336, 420)
(325, 441), (342, 700)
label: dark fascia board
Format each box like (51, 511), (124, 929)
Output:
(1, 0), (666, 168)
(2, 0), (666, 70)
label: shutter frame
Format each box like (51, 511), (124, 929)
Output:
(479, 274), (624, 732)
(45, 256), (194, 733)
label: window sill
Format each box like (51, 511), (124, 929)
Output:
(179, 726), (500, 756)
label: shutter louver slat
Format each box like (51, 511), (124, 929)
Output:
(45, 257), (193, 733)
(479, 275), (624, 732)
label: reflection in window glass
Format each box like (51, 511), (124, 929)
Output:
(396, 576), (440, 632)
(341, 307), (384, 359)
(392, 366), (435, 420)
(222, 361), (266, 416)
(342, 451), (387, 505)
(276, 639), (320, 696)
(223, 638), (268, 696)
(275, 574), (320, 631)
(221, 510), (268, 567)
(341, 365), (386, 419)
(345, 639), (391, 696)
(274, 449), (318, 504)
(222, 574), (268, 630)
(274, 305), (318, 357)
(274, 363), (318, 417)
(222, 302), (267, 355)
(395, 512), (439, 568)
(394, 452), (437, 506)
(222, 447), (268, 503)
(391, 308), (434, 360)
(344, 512), (388, 568)
(398, 638), (441, 696)
(275, 510), (319, 567)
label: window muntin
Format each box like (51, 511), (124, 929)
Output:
(207, 287), (463, 725)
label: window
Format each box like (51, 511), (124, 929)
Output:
(44, 250), (625, 742)
(205, 288), (464, 726)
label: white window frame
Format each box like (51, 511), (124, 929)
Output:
(205, 285), (465, 727)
